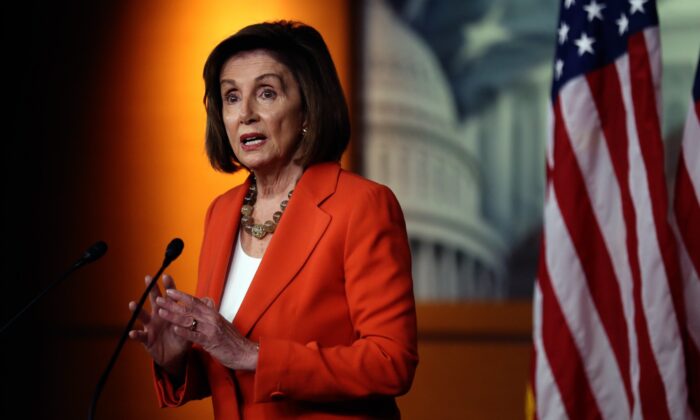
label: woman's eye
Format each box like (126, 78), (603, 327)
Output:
(260, 89), (277, 100)
(224, 93), (239, 104)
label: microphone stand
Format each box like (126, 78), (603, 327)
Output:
(0, 241), (108, 335)
(88, 238), (183, 420)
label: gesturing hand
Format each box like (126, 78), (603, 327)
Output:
(128, 275), (191, 377)
(154, 289), (259, 371)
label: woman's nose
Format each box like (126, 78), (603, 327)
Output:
(239, 97), (258, 124)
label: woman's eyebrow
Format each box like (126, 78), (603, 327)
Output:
(220, 73), (286, 90)
(255, 73), (286, 90)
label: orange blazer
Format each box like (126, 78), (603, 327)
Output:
(153, 162), (418, 419)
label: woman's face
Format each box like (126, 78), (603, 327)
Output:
(220, 49), (305, 174)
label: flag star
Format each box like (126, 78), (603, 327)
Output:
(555, 59), (564, 79)
(630, 0), (647, 14)
(574, 32), (595, 55)
(583, 0), (606, 22)
(565, 0), (575, 8)
(558, 23), (570, 44)
(616, 13), (629, 35)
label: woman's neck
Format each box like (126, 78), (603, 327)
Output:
(252, 164), (303, 199)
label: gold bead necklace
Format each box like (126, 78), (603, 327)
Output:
(240, 178), (293, 240)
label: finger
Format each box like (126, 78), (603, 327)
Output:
(165, 289), (214, 316)
(172, 324), (205, 345)
(164, 288), (195, 305)
(145, 275), (162, 306)
(155, 296), (187, 315)
(162, 274), (177, 291)
(128, 329), (148, 344)
(201, 297), (215, 309)
(129, 301), (151, 324)
(163, 290), (220, 326)
(157, 307), (195, 329)
(193, 297), (219, 324)
(159, 308), (214, 343)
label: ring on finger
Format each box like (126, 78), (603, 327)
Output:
(190, 318), (198, 332)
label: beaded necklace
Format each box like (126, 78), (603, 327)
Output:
(240, 177), (293, 240)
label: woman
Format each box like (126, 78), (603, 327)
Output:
(128, 21), (418, 419)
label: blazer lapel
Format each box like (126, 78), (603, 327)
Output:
(234, 163), (340, 336)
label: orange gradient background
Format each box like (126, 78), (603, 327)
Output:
(89, 0), (352, 325)
(92, 1), (353, 418)
(6, 1), (352, 419)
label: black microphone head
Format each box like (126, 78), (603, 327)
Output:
(82, 241), (108, 264)
(164, 238), (184, 263)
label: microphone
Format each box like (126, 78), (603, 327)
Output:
(164, 238), (184, 265)
(88, 238), (184, 420)
(76, 241), (109, 267)
(0, 241), (108, 335)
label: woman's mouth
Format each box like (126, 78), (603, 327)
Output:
(240, 133), (267, 150)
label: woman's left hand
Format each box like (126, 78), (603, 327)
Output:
(154, 289), (259, 371)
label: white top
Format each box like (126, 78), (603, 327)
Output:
(219, 230), (262, 322)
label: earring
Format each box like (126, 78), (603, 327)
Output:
(302, 127), (308, 136)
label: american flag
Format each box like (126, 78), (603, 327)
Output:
(673, 54), (700, 416)
(531, 0), (699, 418)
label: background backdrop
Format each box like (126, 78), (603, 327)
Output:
(1, 1), (697, 419)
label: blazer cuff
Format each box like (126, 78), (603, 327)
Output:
(152, 349), (203, 407)
(253, 336), (292, 403)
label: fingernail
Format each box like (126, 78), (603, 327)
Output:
(166, 289), (175, 296)
(159, 308), (168, 316)
(156, 297), (165, 305)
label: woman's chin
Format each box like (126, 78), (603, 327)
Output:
(242, 158), (298, 176)
(238, 155), (270, 171)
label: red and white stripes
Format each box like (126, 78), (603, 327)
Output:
(676, 94), (700, 350)
(673, 55), (700, 418)
(533, 28), (697, 420)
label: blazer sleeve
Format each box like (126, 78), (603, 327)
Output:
(253, 183), (419, 402)
(151, 195), (221, 407)
(152, 347), (211, 407)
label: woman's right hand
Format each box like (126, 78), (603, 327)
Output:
(128, 274), (191, 377)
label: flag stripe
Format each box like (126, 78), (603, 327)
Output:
(560, 74), (641, 414)
(615, 51), (673, 419)
(539, 225), (601, 420)
(686, 100), (700, 198)
(676, 100), (700, 277)
(627, 31), (692, 420)
(533, 280), (569, 420)
(674, 158), (700, 416)
(675, 155), (700, 278)
(628, 30), (683, 322)
(675, 101), (700, 359)
(675, 64), (700, 416)
(552, 97), (632, 417)
(586, 60), (668, 420)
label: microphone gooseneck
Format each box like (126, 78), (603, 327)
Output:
(78, 241), (109, 266)
(88, 238), (184, 420)
(0, 241), (108, 335)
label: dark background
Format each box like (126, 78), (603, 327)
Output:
(2, 1), (127, 418)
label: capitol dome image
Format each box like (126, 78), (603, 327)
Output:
(361, 0), (509, 300)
